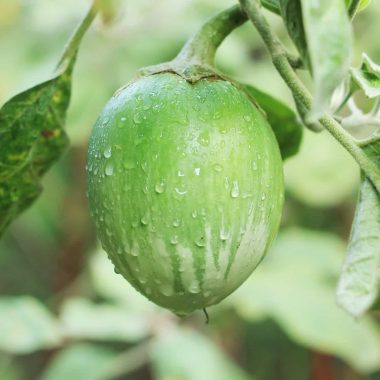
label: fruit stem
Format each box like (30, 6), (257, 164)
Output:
(203, 308), (210, 324)
(175, 5), (247, 67)
(55, 1), (99, 73)
(239, 0), (380, 195)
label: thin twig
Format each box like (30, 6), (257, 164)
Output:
(56, 1), (99, 72)
(203, 308), (210, 324)
(103, 341), (151, 379)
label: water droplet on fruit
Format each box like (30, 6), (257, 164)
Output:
(252, 161), (258, 171)
(161, 284), (174, 296)
(213, 111), (221, 120)
(155, 180), (166, 194)
(175, 187), (187, 196)
(213, 163), (222, 172)
(170, 235), (179, 245)
(220, 227), (230, 241)
(195, 237), (206, 247)
(103, 146), (112, 158)
(261, 193), (266, 201)
(198, 131), (210, 147)
(244, 115), (251, 122)
(141, 161), (148, 172)
(191, 210), (197, 218)
(188, 281), (200, 294)
(194, 167), (201, 176)
(105, 163), (114, 176)
(231, 180), (239, 198)
(177, 169), (185, 177)
(140, 212), (149, 225)
(131, 242), (139, 256)
(120, 116), (127, 122)
(172, 218), (181, 227)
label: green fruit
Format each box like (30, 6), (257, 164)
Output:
(86, 72), (284, 316)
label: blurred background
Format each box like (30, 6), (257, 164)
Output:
(1, 0), (380, 379)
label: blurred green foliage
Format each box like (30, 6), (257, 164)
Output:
(1, 0), (380, 379)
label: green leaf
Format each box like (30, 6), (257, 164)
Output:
(0, 69), (71, 237)
(40, 343), (118, 380)
(261, 0), (281, 15)
(151, 327), (251, 380)
(243, 84), (303, 159)
(279, 0), (308, 66)
(358, 0), (372, 11)
(351, 53), (380, 98)
(300, 0), (352, 120)
(337, 136), (380, 317)
(60, 297), (150, 342)
(346, 0), (372, 17)
(0, 297), (61, 354)
(230, 228), (380, 373)
(0, 4), (96, 238)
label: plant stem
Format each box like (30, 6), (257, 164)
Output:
(140, 5), (248, 82)
(103, 341), (151, 379)
(176, 5), (247, 66)
(286, 53), (303, 69)
(56, 1), (99, 72)
(239, 0), (380, 194)
(335, 91), (353, 114)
